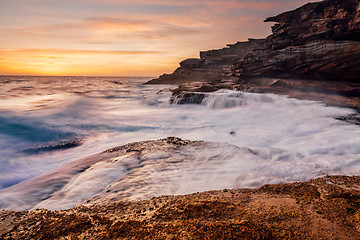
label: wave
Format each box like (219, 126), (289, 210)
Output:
(22, 139), (83, 155)
(0, 77), (359, 211)
(1, 139), (360, 211)
(0, 114), (76, 143)
(170, 89), (330, 110)
(201, 91), (246, 109)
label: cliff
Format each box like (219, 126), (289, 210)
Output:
(147, 38), (265, 84)
(233, 0), (360, 80)
(149, 0), (360, 84)
(147, 0), (360, 110)
(264, 0), (360, 49)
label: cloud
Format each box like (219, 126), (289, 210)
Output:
(0, 48), (162, 55)
(11, 15), (208, 45)
(0, 0), (320, 76)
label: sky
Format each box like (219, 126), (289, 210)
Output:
(0, 0), (317, 76)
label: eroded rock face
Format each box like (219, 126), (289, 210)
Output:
(148, 0), (360, 109)
(147, 39), (265, 84)
(199, 38), (266, 65)
(233, 41), (360, 80)
(179, 58), (205, 69)
(149, 0), (360, 85)
(264, 0), (360, 49)
(231, 0), (360, 81)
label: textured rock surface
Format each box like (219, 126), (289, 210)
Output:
(233, 41), (360, 80)
(233, 0), (360, 81)
(264, 0), (360, 49)
(1, 175), (360, 239)
(149, 0), (360, 84)
(148, 0), (360, 110)
(147, 39), (265, 84)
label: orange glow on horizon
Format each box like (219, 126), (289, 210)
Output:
(0, 48), (185, 76)
(0, 0), (316, 76)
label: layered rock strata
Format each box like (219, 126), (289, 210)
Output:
(147, 39), (265, 84)
(233, 0), (360, 80)
(148, 0), (360, 109)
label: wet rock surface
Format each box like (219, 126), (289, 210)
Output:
(1, 175), (360, 239)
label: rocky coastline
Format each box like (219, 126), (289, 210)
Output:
(1, 174), (360, 239)
(1, 1), (360, 239)
(1, 137), (360, 238)
(148, 0), (360, 110)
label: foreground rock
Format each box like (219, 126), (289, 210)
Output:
(1, 175), (360, 239)
(148, 0), (360, 110)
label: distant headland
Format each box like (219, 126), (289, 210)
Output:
(148, 0), (360, 110)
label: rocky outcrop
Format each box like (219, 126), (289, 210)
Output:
(1, 175), (360, 239)
(149, 0), (360, 85)
(232, 0), (360, 81)
(232, 41), (360, 80)
(147, 38), (265, 84)
(199, 38), (266, 65)
(147, 0), (360, 110)
(264, 0), (360, 49)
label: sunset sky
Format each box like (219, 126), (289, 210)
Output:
(1, 0), (317, 76)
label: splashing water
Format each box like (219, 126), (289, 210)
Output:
(0, 76), (359, 210)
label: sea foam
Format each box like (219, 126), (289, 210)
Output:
(0, 77), (359, 210)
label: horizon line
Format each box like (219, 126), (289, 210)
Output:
(0, 74), (156, 78)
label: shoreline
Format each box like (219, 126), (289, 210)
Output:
(1, 0), (359, 238)
(1, 175), (359, 239)
(156, 77), (360, 113)
(147, 0), (360, 112)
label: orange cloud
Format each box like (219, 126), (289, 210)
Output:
(0, 48), (162, 55)
(0, 0), (317, 76)
(12, 15), (208, 46)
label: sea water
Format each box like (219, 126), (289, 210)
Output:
(0, 76), (359, 205)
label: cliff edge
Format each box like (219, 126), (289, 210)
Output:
(149, 0), (360, 84)
(233, 0), (360, 80)
(147, 0), (360, 110)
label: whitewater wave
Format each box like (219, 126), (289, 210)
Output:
(1, 139), (360, 211)
(170, 89), (330, 110)
(1, 77), (360, 211)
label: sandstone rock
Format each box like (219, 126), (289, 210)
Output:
(148, 0), (360, 110)
(179, 58), (205, 69)
(264, 0), (360, 49)
(147, 39), (265, 84)
(233, 41), (360, 80)
(200, 38), (266, 65)
(231, 0), (360, 81)
(149, 0), (359, 84)
(2, 175), (360, 239)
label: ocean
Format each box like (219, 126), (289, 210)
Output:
(1, 75), (360, 210)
